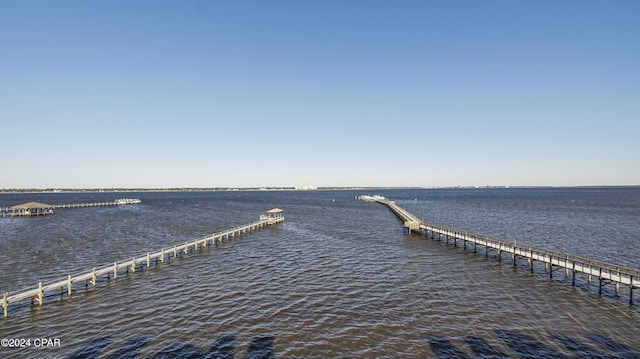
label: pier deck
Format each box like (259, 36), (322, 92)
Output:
(0, 198), (141, 217)
(359, 195), (639, 305)
(2, 209), (284, 318)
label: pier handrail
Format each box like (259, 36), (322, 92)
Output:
(3, 214), (284, 309)
(418, 220), (640, 277)
(359, 195), (640, 304)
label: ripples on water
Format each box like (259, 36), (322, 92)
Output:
(1, 188), (639, 358)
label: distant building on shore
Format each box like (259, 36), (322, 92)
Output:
(295, 185), (318, 190)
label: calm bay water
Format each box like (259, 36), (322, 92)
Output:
(1, 188), (639, 358)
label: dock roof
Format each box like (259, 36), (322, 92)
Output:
(10, 202), (53, 209)
(267, 208), (283, 213)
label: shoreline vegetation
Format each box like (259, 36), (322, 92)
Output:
(0, 185), (638, 193)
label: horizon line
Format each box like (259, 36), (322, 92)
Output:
(1, 185), (639, 193)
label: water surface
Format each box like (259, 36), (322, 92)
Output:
(1, 188), (639, 358)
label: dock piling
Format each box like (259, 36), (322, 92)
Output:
(3, 292), (7, 318)
(37, 282), (43, 306)
(91, 267), (97, 286)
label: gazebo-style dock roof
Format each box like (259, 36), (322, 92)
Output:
(7, 202), (54, 217)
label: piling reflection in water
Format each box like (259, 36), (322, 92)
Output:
(64, 331), (640, 358)
(66, 334), (274, 359)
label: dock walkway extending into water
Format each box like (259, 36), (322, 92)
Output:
(359, 195), (639, 305)
(2, 209), (284, 318)
(0, 198), (142, 217)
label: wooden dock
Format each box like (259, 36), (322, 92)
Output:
(2, 209), (284, 318)
(358, 195), (639, 305)
(0, 198), (141, 217)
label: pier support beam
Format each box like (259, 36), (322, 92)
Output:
(113, 262), (118, 280)
(68, 275), (72, 297)
(598, 268), (603, 295)
(36, 282), (43, 306)
(3, 292), (7, 318)
(90, 267), (97, 287)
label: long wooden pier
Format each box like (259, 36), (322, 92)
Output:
(2, 209), (284, 318)
(359, 195), (639, 305)
(0, 198), (141, 217)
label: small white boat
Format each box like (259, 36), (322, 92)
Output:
(115, 198), (142, 205)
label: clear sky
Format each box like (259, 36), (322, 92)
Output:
(1, 1), (639, 188)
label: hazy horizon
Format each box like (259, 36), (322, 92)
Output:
(2, 1), (638, 188)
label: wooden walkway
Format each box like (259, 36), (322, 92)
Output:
(0, 199), (141, 217)
(2, 210), (284, 318)
(359, 195), (639, 305)
(52, 200), (138, 209)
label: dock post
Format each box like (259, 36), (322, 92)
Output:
(67, 275), (72, 297)
(549, 256), (553, 279)
(588, 262), (592, 287)
(565, 256), (569, 278)
(174, 245), (177, 258)
(131, 257), (136, 273)
(630, 276), (634, 305)
(511, 247), (516, 266)
(114, 262), (118, 280)
(37, 282), (43, 306)
(160, 249), (165, 263)
(615, 269), (620, 296)
(183, 241), (189, 254)
(528, 249), (533, 272)
(3, 291), (7, 318)
(91, 267), (97, 286)
(571, 262), (576, 286)
(146, 253), (150, 269)
(598, 268), (603, 295)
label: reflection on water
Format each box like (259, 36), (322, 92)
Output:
(64, 331), (639, 358)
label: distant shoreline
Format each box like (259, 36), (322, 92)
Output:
(0, 185), (638, 194)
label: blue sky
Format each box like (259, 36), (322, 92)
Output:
(1, 1), (638, 188)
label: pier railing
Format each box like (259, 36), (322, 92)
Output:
(0, 199), (141, 217)
(358, 195), (639, 304)
(2, 211), (284, 318)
